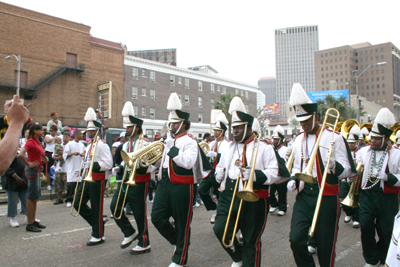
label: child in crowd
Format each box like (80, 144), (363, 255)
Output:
(53, 137), (64, 169)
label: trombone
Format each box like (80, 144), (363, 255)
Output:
(71, 133), (100, 217)
(294, 108), (340, 237)
(113, 134), (144, 220)
(222, 133), (261, 249)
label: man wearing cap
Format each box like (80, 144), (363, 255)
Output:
(340, 124), (361, 228)
(151, 93), (212, 267)
(287, 83), (356, 267)
(213, 97), (284, 267)
(73, 108), (113, 246)
(356, 108), (400, 267)
(269, 125), (290, 216)
(199, 112), (230, 224)
(110, 101), (155, 255)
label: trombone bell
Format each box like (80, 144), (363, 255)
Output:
(236, 190), (259, 202)
(295, 173), (317, 184)
(83, 175), (95, 183)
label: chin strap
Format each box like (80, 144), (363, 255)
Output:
(130, 126), (136, 138)
(175, 121), (184, 135)
(311, 114), (315, 132)
(240, 124), (248, 143)
(381, 137), (386, 149)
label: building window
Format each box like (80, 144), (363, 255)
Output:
(198, 113), (203, 123)
(142, 88), (146, 96)
(235, 89), (239, 95)
(142, 107), (146, 116)
(98, 82), (110, 118)
(222, 86), (226, 94)
(149, 108), (155, 118)
(142, 68), (146, 77)
(66, 53), (77, 68)
(170, 75), (175, 85)
(383, 90), (385, 94)
(185, 78), (189, 89)
(245, 105), (249, 113)
(383, 83), (385, 88)
(185, 95), (190, 105)
(178, 93), (182, 100)
(178, 77), (182, 84)
(150, 89), (155, 100)
(245, 91), (249, 100)
(132, 86), (138, 99)
(198, 96), (202, 107)
(198, 81), (202, 91)
(150, 71), (155, 82)
(240, 90), (244, 96)
(211, 84), (215, 93)
(132, 106), (137, 116)
(217, 85), (220, 92)
(377, 91), (380, 95)
(132, 68), (138, 79)
(211, 99), (214, 107)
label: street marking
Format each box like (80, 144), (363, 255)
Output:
(66, 244), (82, 248)
(22, 217), (151, 240)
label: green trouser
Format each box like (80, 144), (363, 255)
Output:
(339, 181), (359, 221)
(110, 181), (150, 247)
(74, 179), (105, 239)
(289, 183), (340, 267)
(268, 181), (288, 212)
(359, 185), (399, 265)
(213, 177), (269, 267)
(198, 170), (220, 211)
(151, 168), (193, 266)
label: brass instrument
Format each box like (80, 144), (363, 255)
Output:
(389, 122), (400, 143)
(341, 119), (360, 139)
(199, 141), (210, 154)
(335, 121), (343, 132)
(222, 133), (260, 249)
(71, 134), (100, 217)
(360, 122), (372, 142)
(294, 108), (340, 237)
(341, 163), (364, 207)
(114, 140), (165, 219)
(286, 148), (295, 173)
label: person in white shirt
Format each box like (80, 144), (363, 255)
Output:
(44, 124), (58, 190)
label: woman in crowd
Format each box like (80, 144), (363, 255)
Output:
(19, 122), (48, 232)
(2, 153), (28, 228)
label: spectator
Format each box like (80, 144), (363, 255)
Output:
(53, 137), (64, 168)
(19, 122), (48, 232)
(47, 112), (65, 135)
(19, 129), (29, 149)
(44, 125), (58, 190)
(111, 132), (126, 158)
(203, 133), (212, 143)
(52, 131), (70, 205)
(2, 154), (28, 227)
(63, 130), (85, 207)
(0, 95), (29, 176)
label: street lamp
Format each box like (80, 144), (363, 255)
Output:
(353, 61), (387, 121)
(5, 54), (21, 96)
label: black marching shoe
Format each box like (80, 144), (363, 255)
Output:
(33, 221), (46, 229)
(26, 224), (42, 232)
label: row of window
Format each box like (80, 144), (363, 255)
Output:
(319, 47), (385, 58)
(356, 48), (384, 56)
(356, 55), (384, 63)
(361, 84), (386, 90)
(320, 50), (348, 57)
(132, 87), (156, 100)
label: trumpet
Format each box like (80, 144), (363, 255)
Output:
(222, 133), (260, 249)
(341, 163), (364, 208)
(294, 108), (340, 237)
(114, 140), (165, 219)
(71, 133), (100, 217)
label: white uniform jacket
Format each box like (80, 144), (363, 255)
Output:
(83, 139), (113, 180)
(291, 129), (356, 193)
(275, 144), (290, 184)
(215, 136), (279, 193)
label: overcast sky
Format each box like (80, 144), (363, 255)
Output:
(4, 0), (400, 86)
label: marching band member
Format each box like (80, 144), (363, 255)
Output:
(356, 108), (400, 267)
(359, 127), (370, 148)
(151, 93), (212, 267)
(287, 84), (356, 267)
(385, 211), (400, 266)
(340, 124), (361, 228)
(73, 108), (113, 246)
(269, 125), (290, 216)
(213, 97), (287, 267)
(110, 101), (155, 255)
(199, 112), (230, 224)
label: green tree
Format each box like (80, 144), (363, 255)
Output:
(288, 117), (300, 135)
(316, 95), (366, 122)
(213, 93), (236, 139)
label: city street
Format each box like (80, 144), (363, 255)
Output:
(0, 191), (366, 267)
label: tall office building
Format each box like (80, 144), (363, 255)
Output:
(275, 25), (319, 116)
(258, 77), (276, 105)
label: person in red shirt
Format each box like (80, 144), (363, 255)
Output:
(19, 122), (48, 232)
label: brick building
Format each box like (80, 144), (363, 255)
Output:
(315, 42), (400, 118)
(0, 2), (125, 127)
(124, 56), (259, 139)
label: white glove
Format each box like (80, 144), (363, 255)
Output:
(84, 160), (92, 169)
(240, 167), (252, 182)
(206, 151), (218, 158)
(285, 146), (293, 159)
(287, 180), (296, 192)
(215, 168), (225, 183)
(112, 167), (119, 176)
(324, 158), (336, 172)
(165, 138), (174, 149)
(377, 173), (388, 181)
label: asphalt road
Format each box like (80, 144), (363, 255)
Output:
(0, 191), (367, 267)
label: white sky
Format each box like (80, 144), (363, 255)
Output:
(4, 0), (400, 86)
